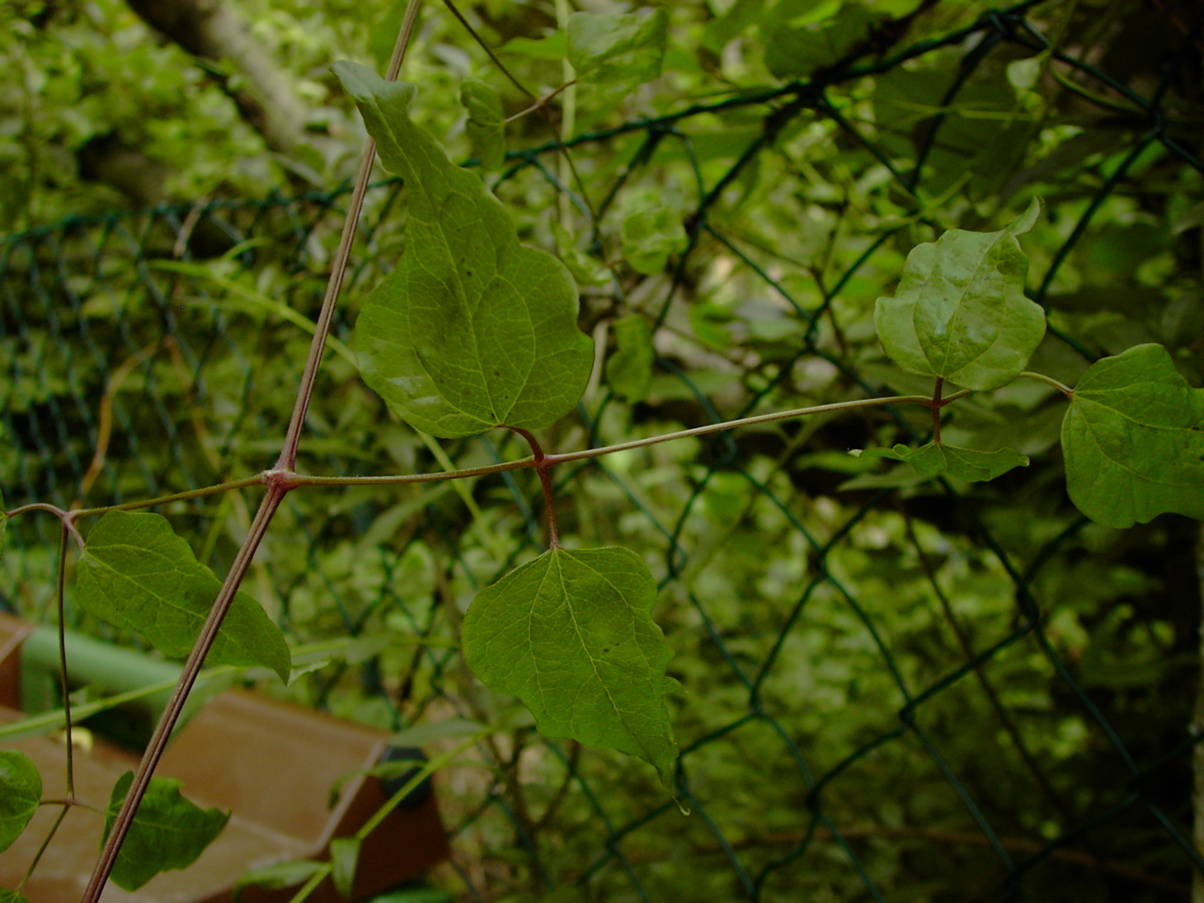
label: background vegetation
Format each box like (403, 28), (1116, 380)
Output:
(2, 0), (1203, 900)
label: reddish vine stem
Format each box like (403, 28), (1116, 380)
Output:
(80, 5), (424, 901)
(931, 377), (944, 444)
(81, 486), (286, 903)
(509, 426), (560, 548)
(54, 525), (74, 799)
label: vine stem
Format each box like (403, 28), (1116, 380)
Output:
(79, 5), (424, 901)
(271, 394), (942, 489)
(1017, 370), (1074, 396)
(81, 486), (285, 903)
(275, 0), (421, 472)
(508, 427), (560, 548)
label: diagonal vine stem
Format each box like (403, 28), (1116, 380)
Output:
(78, 4), (425, 900)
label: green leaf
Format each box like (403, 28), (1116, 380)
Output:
(0, 888), (31, 903)
(460, 78), (505, 169)
(0, 750), (40, 853)
(874, 198), (1045, 390)
(103, 771), (229, 891)
(330, 836), (360, 900)
(866, 443), (1029, 482)
(762, 3), (876, 80)
(498, 32), (566, 62)
(75, 511), (291, 682)
(389, 717), (486, 747)
(1061, 343), (1204, 528)
(606, 315), (654, 403)
(235, 859), (325, 899)
(333, 62), (593, 438)
(567, 9), (668, 89)
(702, 0), (765, 53)
(622, 206), (688, 276)
(461, 546), (678, 783)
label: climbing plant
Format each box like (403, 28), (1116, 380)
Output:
(2, 0), (1203, 900)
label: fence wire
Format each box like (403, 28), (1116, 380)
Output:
(3, 4), (1204, 902)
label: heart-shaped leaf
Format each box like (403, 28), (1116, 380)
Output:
(0, 751), (40, 853)
(75, 511), (291, 682)
(1062, 343), (1204, 528)
(864, 443), (1029, 482)
(104, 771), (229, 891)
(333, 62), (593, 438)
(875, 198), (1045, 390)
(461, 546), (678, 783)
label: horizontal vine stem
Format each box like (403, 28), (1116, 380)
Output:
(282, 394), (937, 487)
(1017, 370), (1075, 396)
(68, 475), (266, 520)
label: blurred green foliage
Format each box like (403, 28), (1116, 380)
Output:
(2, 0), (1203, 900)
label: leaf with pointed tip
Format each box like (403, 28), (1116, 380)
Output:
(567, 9), (668, 89)
(607, 315), (654, 402)
(461, 547), (678, 783)
(104, 771), (229, 891)
(460, 78), (505, 169)
(0, 751), (40, 853)
(75, 511), (291, 682)
(865, 443), (1029, 482)
(1062, 343), (1204, 528)
(875, 198), (1045, 390)
(333, 62), (593, 438)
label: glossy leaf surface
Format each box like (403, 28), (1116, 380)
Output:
(567, 9), (668, 88)
(1062, 343), (1204, 528)
(104, 771), (229, 891)
(75, 511), (291, 681)
(334, 62), (593, 437)
(0, 751), (40, 853)
(875, 198), (1045, 390)
(460, 78), (505, 169)
(462, 547), (677, 782)
(867, 443), (1029, 482)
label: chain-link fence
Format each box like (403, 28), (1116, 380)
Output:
(3, 3), (1204, 901)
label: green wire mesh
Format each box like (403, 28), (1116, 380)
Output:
(3, 4), (1203, 901)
